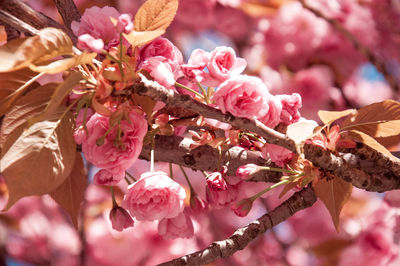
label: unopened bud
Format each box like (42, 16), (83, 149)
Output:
(231, 198), (253, 217)
(206, 172), (227, 191)
(109, 206), (134, 231)
(236, 164), (261, 180)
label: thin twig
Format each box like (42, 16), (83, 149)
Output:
(0, 9), (39, 35)
(158, 187), (317, 266)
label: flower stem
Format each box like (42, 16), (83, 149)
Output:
(125, 171), (136, 182)
(150, 138), (155, 172)
(179, 165), (194, 192)
(169, 163), (174, 180)
(174, 82), (204, 100)
(259, 166), (300, 175)
(110, 187), (118, 207)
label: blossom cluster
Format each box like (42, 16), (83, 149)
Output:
(66, 5), (305, 238)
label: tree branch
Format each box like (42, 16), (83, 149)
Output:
(131, 74), (297, 152)
(299, 0), (400, 93)
(53, 0), (81, 29)
(304, 143), (400, 192)
(139, 135), (282, 183)
(133, 74), (400, 192)
(158, 187), (317, 266)
(0, 0), (76, 43)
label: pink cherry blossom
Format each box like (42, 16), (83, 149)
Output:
(71, 6), (121, 49)
(122, 171), (186, 221)
(277, 93), (302, 125)
(258, 95), (283, 128)
(109, 206), (134, 232)
(213, 75), (275, 121)
(141, 56), (176, 88)
(181, 49), (210, 83)
(77, 34), (104, 53)
(140, 37), (183, 75)
(206, 185), (239, 209)
(203, 46), (247, 87)
(93, 168), (125, 186)
(81, 110), (147, 177)
(116, 14), (134, 34)
(158, 212), (194, 239)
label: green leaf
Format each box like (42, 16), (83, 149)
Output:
(0, 108), (76, 210)
(50, 153), (87, 228)
(313, 176), (353, 231)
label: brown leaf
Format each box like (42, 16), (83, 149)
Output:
(313, 176), (353, 231)
(286, 120), (318, 144)
(50, 153), (87, 228)
(0, 83), (57, 156)
(134, 0), (179, 31)
(124, 30), (165, 47)
(131, 93), (156, 123)
(28, 72), (82, 125)
(347, 130), (400, 162)
(318, 109), (356, 126)
(0, 69), (41, 116)
(29, 52), (96, 74)
(0, 28), (73, 72)
(0, 109), (76, 210)
(342, 100), (400, 138)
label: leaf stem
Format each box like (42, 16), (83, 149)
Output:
(169, 162), (174, 180)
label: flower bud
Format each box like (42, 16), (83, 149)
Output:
(232, 198), (253, 217)
(117, 14), (133, 34)
(206, 172), (227, 191)
(109, 206), (134, 231)
(189, 194), (207, 213)
(236, 164), (261, 180)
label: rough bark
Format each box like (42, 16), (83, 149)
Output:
(53, 0), (81, 29)
(0, 0), (76, 42)
(158, 187), (317, 266)
(140, 135), (282, 183)
(133, 74), (400, 192)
